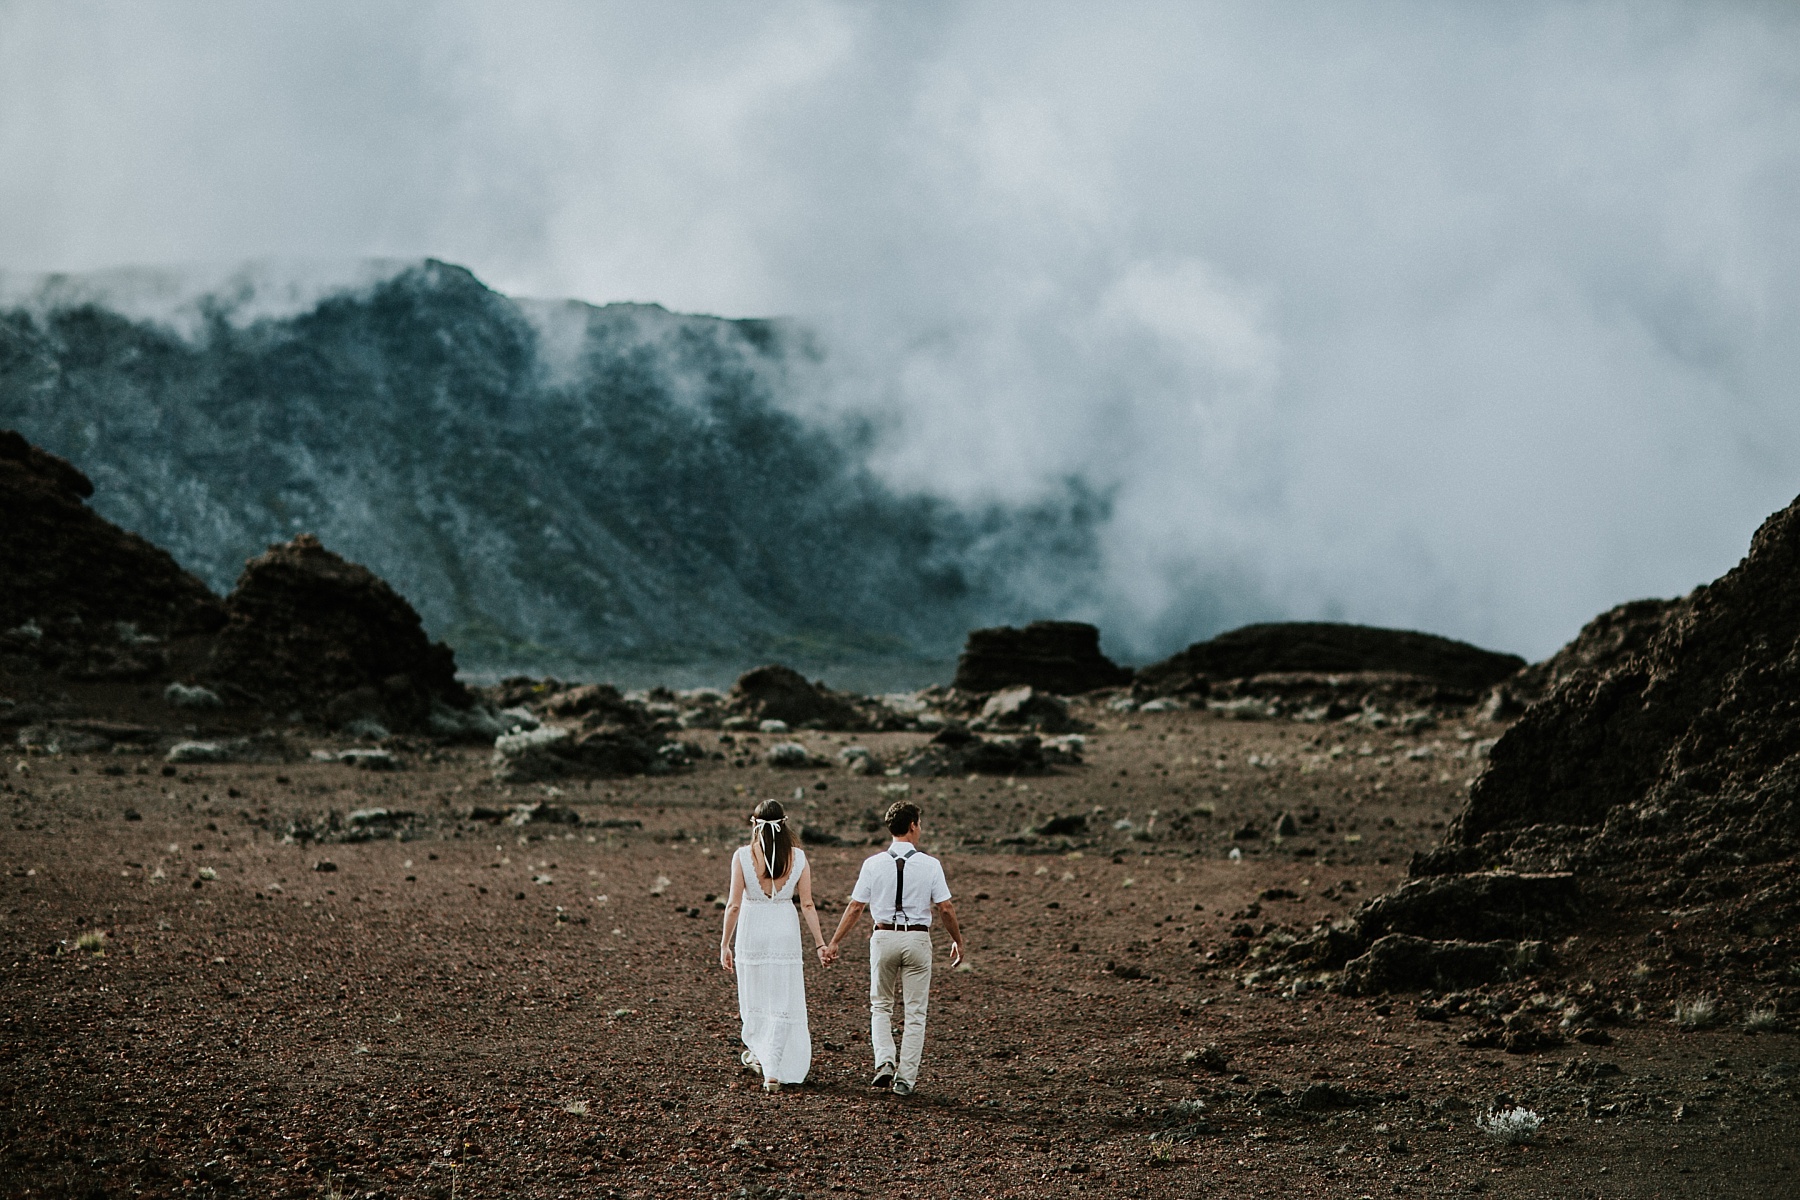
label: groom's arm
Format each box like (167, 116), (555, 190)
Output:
(934, 899), (964, 966)
(822, 900), (867, 965)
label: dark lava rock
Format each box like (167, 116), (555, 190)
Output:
(1508, 597), (1683, 705)
(1353, 872), (1581, 943)
(1341, 494), (1800, 995)
(1034, 813), (1089, 837)
(1455, 493), (1800, 865)
(900, 732), (1046, 777)
(203, 534), (471, 732)
(1138, 623), (1524, 696)
(728, 664), (868, 729)
(1339, 934), (1548, 996)
(0, 429), (224, 676)
(952, 621), (1131, 695)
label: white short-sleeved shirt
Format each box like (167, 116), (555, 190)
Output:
(850, 842), (951, 926)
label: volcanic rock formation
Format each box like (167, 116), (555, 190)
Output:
(1502, 596), (1684, 705)
(1336, 492), (1800, 994)
(0, 428), (224, 680)
(203, 534), (472, 733)
(1137, 622), (1525, 698)
(726, 664), (869, 730)
(951, 621), (1132, 695)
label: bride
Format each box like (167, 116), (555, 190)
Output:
(719, 799), (827, 1091)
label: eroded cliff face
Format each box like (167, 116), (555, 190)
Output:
(0, 260), (1100, 676)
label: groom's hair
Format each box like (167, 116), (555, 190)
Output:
(884, 801), (921, 836)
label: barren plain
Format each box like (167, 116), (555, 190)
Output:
(4, 682), (1797, 1199)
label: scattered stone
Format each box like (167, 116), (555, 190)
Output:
(338, 749), (400, 771)
(313, 860), (337, 873)
(1558, 1059), (1623, 1083)
(165, 741), (236, 764)
(952, 621), (1132, 695)
(1033, 814), (1088, 837)
(899, 729), (1048, 777)
(764, 742), (815, 768)
(163, 682), (223, 710)
(1187, 1044), (1230, 1073)
(490, 722), (662, 782)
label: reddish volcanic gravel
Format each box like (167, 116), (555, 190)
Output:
(3, 701), (1798, 1198)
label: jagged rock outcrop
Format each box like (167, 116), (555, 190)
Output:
(1346, 492), (1800, 995)
(0, 429), (224, 679)
(204, 534), (471, 732)
(1450, 494), (1800, 861)
(951, 621), (1131, 695)
(1504, 597), (1684, 705)
(1137, 622), (1524, 698)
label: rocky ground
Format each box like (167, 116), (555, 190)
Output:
(4, 675), (1797, 1200)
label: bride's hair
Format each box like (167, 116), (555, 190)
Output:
(751, 798), (794, 881)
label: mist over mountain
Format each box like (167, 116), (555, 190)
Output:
(0, 259), (1105, 684)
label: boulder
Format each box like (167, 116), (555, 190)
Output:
(952, 621), (1131, 695)
(0, 429), (224, 676)
(978, 685), (1083, 732)
(764, 741), (816, 768)
(727, 664), (868, 730)
(203, 534), (472, 733)
(1137, 623), (1524, 697)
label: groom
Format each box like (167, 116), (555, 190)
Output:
(821, 800), (963, 1096)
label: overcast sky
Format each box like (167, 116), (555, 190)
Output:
(3, 1), (1798, 659)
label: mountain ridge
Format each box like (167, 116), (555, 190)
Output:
(0, 259), (1103, 684)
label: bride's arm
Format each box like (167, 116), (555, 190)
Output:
(720, 853), (746, 971)
(795, 863), (827, 960)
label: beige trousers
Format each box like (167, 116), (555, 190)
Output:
(869, 930), (932, 1085)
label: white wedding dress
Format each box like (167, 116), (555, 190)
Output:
(733, 845), (812, 1084)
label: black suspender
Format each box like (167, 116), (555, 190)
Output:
(892, 847), (917, 924)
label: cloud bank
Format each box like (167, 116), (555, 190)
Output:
(3, 1), (1798, 659)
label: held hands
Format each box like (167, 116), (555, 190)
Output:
(818, 942), (838, 966)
